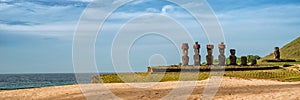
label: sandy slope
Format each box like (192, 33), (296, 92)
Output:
(0, 77), (300, 100)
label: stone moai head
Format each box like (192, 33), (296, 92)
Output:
(194, 42), (200, 49)
(206, 44), (214, 55)
(230, 49), (236, 55)
(241, 56), (247, 61)
(274, 47), (279, 51)
(182, 43), (189, 50)
(218, 42), (226, 54)
(193, 42), (200, 54)
(182, 43), (189, 56)
(241, 56), (248, 66)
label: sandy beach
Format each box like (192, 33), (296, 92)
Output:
(0, 77), (300, 100)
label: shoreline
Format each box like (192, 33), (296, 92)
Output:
(2, 75), (300, 91)
(0, 83), (79, 91)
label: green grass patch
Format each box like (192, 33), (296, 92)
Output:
(258, 60), (300, 66)
(291, 66), (300, 69)
(225, 69), (300, 82)
(95, 69), (300, 83)
(283, 76), (300, 82)
(98, 72), (210, 83)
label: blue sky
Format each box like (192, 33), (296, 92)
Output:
(0, 0), (300, 73)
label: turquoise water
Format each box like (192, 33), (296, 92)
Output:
(0, 73), (96, 90)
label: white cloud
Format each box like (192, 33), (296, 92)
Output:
(146, 8), (160, 13)
(0, 3), (13, 10)
(129, 0), (145, 5)
(79, 0), (93, 2)
(217, 4), (300, 33)
(2, 0), (299, 45)
(0, 0), (13, 2)
(161, 5), (174, 14)
(181, 2), (204, 9)
(0, 1), (86, 38)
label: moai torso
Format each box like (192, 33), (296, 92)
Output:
(193, 42), (201, 66)
(182, 43), (189, 66)
(241, 56), (248, 66)
(218, 42), (226, 66)
(274, 47), (280, 60)
(250, 59), (257, 66)
(206, 45), (214, 65)
(229, 49), (237, 65)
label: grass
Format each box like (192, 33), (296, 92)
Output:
(291, 66), (300, 69)
(263, 36), (300, 61)
(98, 72), (210, 83)
(225, 69), (300, 82)
(94, 68), (300, 83)
(258, 60), (300, 66)
(259, 36), (300, 66)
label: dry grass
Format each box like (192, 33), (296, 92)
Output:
(263, 36), (300, 61)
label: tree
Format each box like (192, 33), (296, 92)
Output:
(247, 55), (261, 62)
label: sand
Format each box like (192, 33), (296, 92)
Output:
(0, 77), (300, 100)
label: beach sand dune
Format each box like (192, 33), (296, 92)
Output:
(0, 77), (300, 100)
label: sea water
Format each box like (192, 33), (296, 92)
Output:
(0, 73), (99, 90)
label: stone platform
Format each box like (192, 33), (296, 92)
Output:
(149, 66), (280, 72)
(262, 59), (296, 62)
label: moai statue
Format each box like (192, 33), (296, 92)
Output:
(147, 67), (153, 73)
(181, 43), (189, 66)
(218, 42), (226, 66)
(250, 59), (257, 66)
(274, 47), (280, 60)
(229, 49), (237, 65)
(193, 42), (201, 66)
(206, 44), (214, 65)
(241, 56), (248, 66)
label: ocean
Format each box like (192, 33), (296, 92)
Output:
(0, 73), (98, 90)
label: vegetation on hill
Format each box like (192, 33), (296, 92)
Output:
(263, 37), (300, 61)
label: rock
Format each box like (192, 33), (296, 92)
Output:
(91, 76), (100, 83)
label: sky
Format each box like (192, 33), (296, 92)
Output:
(0, 0), (300, 73)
